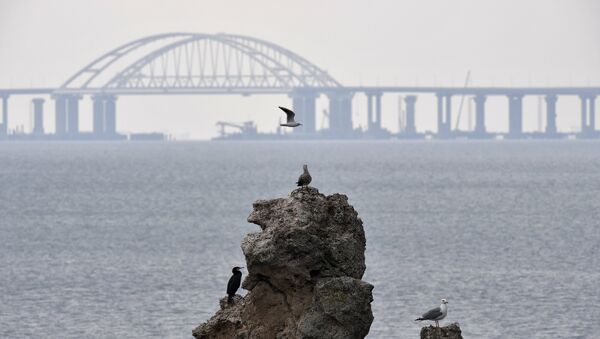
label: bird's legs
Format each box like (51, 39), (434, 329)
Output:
(435, 320), (439, 328)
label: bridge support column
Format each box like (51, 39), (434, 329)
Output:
(366, 92), (382, 131)
(375, 93), (382, 130)
(404, 95), (417, 134)
(341, 94), (353, 133)
(93, 95), (117, 137)
(328, 92), (353, 137)
(105, 96), (117, 135)
(580, 95), (596, 134)
(291, 91), (317, 135)
(545, 94), (557, 135)
(304, 94), (316, 134)
(474, 94), (486, 136)
(367, 93), (373, 130)
(508, 94), (523, 137)
(66, 95), (80, 136)
(328, 94), (340, 132)
(1, 95), (8, 139)
(591, 96), (596, 132)
(93, 95), (105, 136)
(32, 98), (45, 136)
(436, 93), (452, 137)
(54, 95), (67, 137)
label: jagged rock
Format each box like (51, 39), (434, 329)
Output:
(420, 323), (463, 339)
(193, 187), (374, 339)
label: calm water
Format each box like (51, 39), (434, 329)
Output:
(1, 141), (599, 339)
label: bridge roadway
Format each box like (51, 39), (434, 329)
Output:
(0, 86), (599, 139)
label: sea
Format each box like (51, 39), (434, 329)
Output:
(1, 141), (599, 339)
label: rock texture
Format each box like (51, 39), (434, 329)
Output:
(420, 323), (463, 339)
(193, 187), (374, 339)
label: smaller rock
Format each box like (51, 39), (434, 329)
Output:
(420, 323), (463, 339)
(192, 295), (246, 339)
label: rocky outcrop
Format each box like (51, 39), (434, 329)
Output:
(193, 187), (374, 339)
(420, 323), (463, 339)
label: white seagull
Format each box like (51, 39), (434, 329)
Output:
(279, 106), (302, 127)
(415, 299), (448, 328)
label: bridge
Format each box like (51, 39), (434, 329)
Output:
(0, 32), (599, 140)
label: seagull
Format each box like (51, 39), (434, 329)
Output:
(227, 267), (243, 303)
(279, 106), (302, 127)
(296, 164), (312, 187)
(415, 299), (448, 328)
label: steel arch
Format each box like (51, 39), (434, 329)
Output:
(58, 33), (340, 94)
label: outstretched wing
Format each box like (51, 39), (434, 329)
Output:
(279, 106), (295, 123)
(420, 306), (442, 320)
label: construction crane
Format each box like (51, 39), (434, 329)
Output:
(321, 109), (329, 129)
(454, 70), (471, 131)
(215, 121), (257, 138)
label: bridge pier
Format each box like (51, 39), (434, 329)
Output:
(327, 92), (354, 137)
(366, 92), (382, 131)
(54, 94), (80, 137)
(105, 96), (117, 135)
(367, 94), (373, 130)
(403, 95), (417, 134)
(580, 95), (596, 134)
(32, 98), (45, 136)
(1, 95), (8, 139)
(93, 95), (104, 135)
(54, 95), (67, 136)
(291, 91), (317, 134)
(375, 93), (382, 129)
(508, 94), (523, 137)
(545, 94), (557, 135)
(474, 94), (487, 136)
(93, 95), (118, 137)
(436, 93), (452, 137)
(67, 95), (80, 136)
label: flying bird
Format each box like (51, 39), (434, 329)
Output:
(415, 299), (448, 328)
(296, 164), (312, 187)
(279, 106), (302, 127)
(227, 266), (243, 302)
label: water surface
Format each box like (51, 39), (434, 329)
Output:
(1, 141), (599, 338)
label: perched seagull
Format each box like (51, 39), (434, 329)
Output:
(296, 164), (312, 187)
(415, 299), (448, 328)
(227, 267), (243, 303)
(279, 106), (302, 127)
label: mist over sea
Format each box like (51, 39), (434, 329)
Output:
(1, 141), (599, 339)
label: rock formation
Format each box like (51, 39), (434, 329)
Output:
(420, 323), (463, 339)
(193, 187), (374, 339)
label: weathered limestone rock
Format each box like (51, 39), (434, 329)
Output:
(420, 323), (463, 339)
(193, 187), (374, 339)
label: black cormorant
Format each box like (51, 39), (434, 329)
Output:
(227, 266), (243, 302)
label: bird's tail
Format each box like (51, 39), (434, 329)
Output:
(296, 181), (301, 186)
(227, 295), (233, 303)
(415, 318), (423, 321)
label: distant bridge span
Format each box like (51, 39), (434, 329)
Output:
(0, 32), (599, 139)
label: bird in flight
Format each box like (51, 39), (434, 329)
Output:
(279, 106), (302, 127)
(415, 299), (448, 328)
(296, 164), (312, 187)
(227, 266), (243, 302)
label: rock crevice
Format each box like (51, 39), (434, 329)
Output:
(193, 187), (374, 339)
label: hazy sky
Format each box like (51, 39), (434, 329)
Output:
(1, 0), (599, 138)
